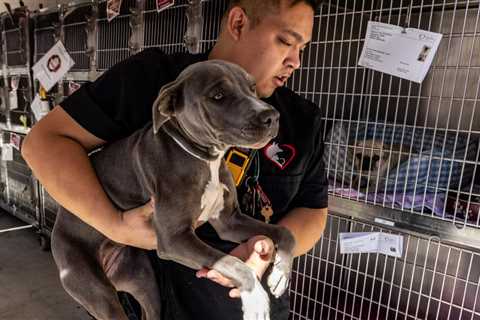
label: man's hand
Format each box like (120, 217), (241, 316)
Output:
(110, 198), (157, 250)
(195, 235), (275, 298)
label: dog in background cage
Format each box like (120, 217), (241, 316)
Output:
(353, 139), (410, 192)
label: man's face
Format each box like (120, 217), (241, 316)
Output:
(233, 2), (314, 98)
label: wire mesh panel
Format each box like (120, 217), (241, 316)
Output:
(288, 1), (480, 229)
(143, 0), (188, 53)
(0, 79), (8, 124)
(200, 0), (228, 52)
(1, 131), (37, 224)
(2, 9), (30, 67)
(96, 0), (135, 71)
(33, 10), (59, 63)
(32, 10), (60, 113)
(7, 75), (32, 128)
(63, 3), (92, 71)
(0, 131), (7, 205)
(290, 213), (480, 320)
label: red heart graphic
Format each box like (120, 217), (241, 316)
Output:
(263, 143), (296, 170)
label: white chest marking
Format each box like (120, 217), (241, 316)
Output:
(198, 158), (229, 223)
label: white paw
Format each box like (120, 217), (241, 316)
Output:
(267, 255), (290, 298)
(240, 275), (270, 320)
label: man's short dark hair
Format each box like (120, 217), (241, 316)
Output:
(222, 0), (322, 29)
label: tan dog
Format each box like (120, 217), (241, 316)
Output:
(353, 139), (409, 192)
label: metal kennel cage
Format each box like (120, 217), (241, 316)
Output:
(0, 131), (39, 227)
(96, 0), (136, 71)
(1, 7), (31, 68)
(317, 0), (480, 232)
(143, 0), (189, 53)
(290, 214), (480, 320)
(0, 7), (34, 133)
(62, 0), (93, 73)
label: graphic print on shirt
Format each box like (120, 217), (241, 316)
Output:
(263, 142), (296, 170)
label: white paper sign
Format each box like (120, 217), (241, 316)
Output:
(157, 0), (174, 12)
(32, 41), (75, 92)
(358, 21), (442, 83)
(339, 232), (403, 258)
(30, 94), (50, 121)
(9, 76), (19, 110)
(107, 0), (122, 22)
(2, 144), (13, 161)
(9, 90), (18, 110)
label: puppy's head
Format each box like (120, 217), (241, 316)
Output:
(152, 60), (279, 150)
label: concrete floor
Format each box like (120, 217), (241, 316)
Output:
(0, 211), (91, 320)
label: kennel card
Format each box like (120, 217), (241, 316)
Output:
(32, 41), (75, 92)
(358, 21), (442, 83)
(339, 232), (403, 258)
(107, 0), (122, 22)
(157, 0), (174, 12)
(2, 144), (12, 161)
(377, 232), (403, 258)
(9, 90), (18, 111)
(9, 76), (19, 111)
(30, 94), (50, 121)
(339, 232), (379, 254)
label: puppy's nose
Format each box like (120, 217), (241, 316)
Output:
(258, 110), (279, 128)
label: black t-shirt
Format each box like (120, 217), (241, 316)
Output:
(60, 48), (328, 251)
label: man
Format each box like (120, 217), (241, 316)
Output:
(22, 0), (328, 319)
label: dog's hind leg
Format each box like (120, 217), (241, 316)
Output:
(108, 247), (162, 320)
(56, 253), (129, 320)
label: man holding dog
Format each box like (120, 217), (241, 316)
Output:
(22, 0), (328, 319)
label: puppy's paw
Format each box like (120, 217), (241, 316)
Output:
(267, 254), (292, 298)
(241, 275), (270, 320)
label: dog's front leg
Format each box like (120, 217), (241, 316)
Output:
(210, 207), (295, 299)
(155, 227), (271, 320)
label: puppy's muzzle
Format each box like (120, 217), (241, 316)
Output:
(255, 109), (280, 130)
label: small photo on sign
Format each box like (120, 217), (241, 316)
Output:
(10, 133), (21, 151)
(157, 0), (174, 12)
(417, 45), (431, 62)
(107, 0), (122, 22)
(47, 54), (61, 72)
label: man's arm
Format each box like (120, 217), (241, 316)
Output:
(277, 207), (328, 257)
(21, 106), (156, 249)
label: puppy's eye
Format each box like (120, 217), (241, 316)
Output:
(213, 92), (224, 100)
(250, 85), (256, 93)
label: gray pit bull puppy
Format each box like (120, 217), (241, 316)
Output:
(51, 60), (296, 320)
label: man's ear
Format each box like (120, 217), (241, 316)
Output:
(226, 6), (249, 41)
(152, 78), (184, 134)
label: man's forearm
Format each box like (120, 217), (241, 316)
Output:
(22, 132), (120, 239)
(277, 207), (328, 257)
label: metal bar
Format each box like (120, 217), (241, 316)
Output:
(0, 224), (33, 233)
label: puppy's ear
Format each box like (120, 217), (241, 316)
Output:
(152, 79), (184, 134)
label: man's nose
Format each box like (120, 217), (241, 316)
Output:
(285, 48), (302, 70)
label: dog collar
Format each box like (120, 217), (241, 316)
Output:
(161, 121), (220, 161)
